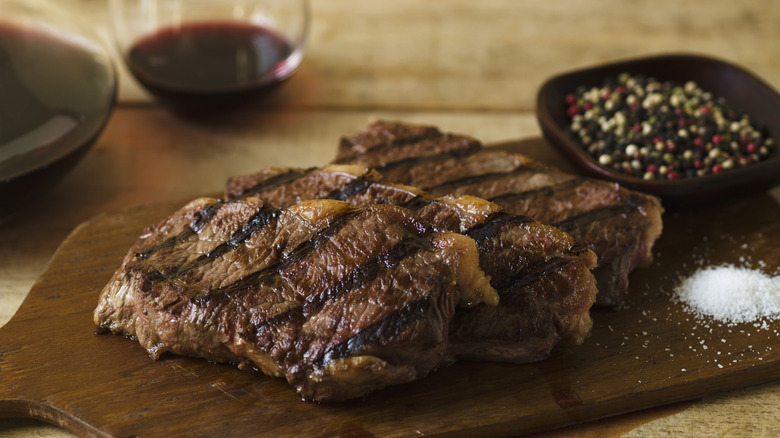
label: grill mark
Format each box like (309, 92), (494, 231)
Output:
(302, 235), (433, 316)
(464, 211), (533, 243)
(135, 201), (222, 260)
(197, 209), (364, 302)
(335, 129), (445, 164)
(229, 225), (436, 349)
(327, 175), (433, 214)
(142, 269), (167, 285)
(399, 212), (435, 237)
(233, 305), (305, 360)
(376, 142), (483, 172)
(258, 306), (304, 332)
(171, 204), (281, 277)
(191, 208), (435, 343)
(491, 256), (578, 294)
(235, 167), (315, 199)
(190, 202), (223, 232)
(553, 204), (639, 233)
(325, 173), (376, 201)
(400, 194), (433, 212)
(488, 178), (584, 204)
(423, 166), (537, 193)
(314, 297), (434, 368)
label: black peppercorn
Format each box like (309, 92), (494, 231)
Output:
(565, 73), (776, 180)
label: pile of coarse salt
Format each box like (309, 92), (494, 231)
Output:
(675, 264), (780, 324)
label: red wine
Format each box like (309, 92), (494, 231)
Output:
(0, 22), (116, 219)
(126, 21), (297, 110)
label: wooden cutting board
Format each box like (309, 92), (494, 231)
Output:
(1, 139), (779, 438)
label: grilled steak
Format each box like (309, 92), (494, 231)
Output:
(334, 120), (664, 306)
(94, 197), (497, 402)
(226, 164), (599, 362)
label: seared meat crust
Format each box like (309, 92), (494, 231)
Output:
(333, 120), (663, 306)
(94, 197), (496, 401)
(226, 164), (598, 363)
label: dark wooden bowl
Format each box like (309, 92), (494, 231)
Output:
(535, 53), (780, 204)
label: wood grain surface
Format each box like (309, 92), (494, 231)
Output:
(1, 140), (778, 437)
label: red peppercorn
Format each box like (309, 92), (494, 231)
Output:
(564, 73), (777, 182)
(646, 163), (658, 173)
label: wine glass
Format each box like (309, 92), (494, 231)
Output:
(0, 0), (117, 220)
(108, 0), (310, 112)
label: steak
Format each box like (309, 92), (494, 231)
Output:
(333, 120), (664, 306)
(226, 164), (599, 362)
(94, 197), (497, 402)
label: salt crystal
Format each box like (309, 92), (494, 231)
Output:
(674, 264), (780, 323)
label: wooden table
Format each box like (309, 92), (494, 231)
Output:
(1, 0), (779, 436)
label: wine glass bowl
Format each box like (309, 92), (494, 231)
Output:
(109, 0), (310, 112)
(0, 0), (117, 221)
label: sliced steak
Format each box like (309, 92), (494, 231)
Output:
(334, 120), (664, 306)
(226, 164), (599, 363)
(94, 197), (496, 402)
